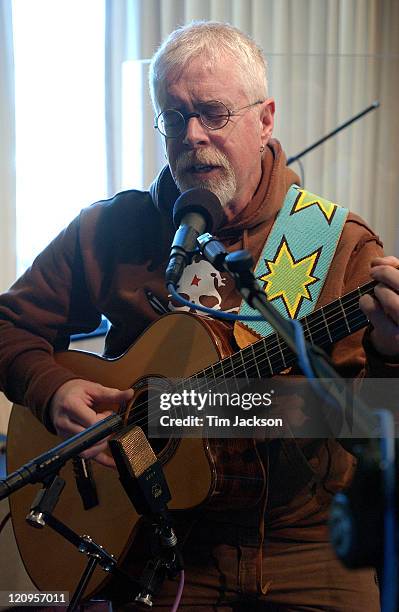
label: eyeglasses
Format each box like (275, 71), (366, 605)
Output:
(154, 99), (265, 138)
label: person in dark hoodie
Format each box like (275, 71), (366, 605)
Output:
(1, 21), (399, 611)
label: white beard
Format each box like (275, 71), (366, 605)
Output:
(174, 149), (237, 208)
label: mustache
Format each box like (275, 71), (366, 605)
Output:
(175, 149), (230, 174)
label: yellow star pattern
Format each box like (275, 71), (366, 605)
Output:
(259, 238), (321, 319)
(291, 188), (338, 224)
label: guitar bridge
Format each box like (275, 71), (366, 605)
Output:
(72, 457), (99, 510)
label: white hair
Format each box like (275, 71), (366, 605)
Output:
(149, 21), (268, 112)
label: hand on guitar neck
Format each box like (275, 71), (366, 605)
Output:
(359, 256), (399, 357)
(49, 378), (134, 468)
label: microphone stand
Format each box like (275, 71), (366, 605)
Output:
(109, 427), (184, 608)
(0, 413), (123, 500)
(197, 234), (381, 448)
(1, 414), (139, 611)
(197, 234), (398, 604)
(26, 473), (120, 612)
(286, 101), (380, 166)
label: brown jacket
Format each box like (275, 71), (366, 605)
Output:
(0, 140), (395, 530)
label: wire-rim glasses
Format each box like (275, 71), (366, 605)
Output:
(154, 99), (265, 138)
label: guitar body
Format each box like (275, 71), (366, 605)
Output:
(7, 313), (266, 598)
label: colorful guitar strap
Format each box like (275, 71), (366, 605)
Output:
(237, 184), (349, 338)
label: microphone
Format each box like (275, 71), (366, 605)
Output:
(109, 426), (171, 516)
(165, 188), (225, 288)
(109, 427), (183, 607)
(0, 413), (122, 501)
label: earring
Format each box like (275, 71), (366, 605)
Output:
(260, 145), (265, 153)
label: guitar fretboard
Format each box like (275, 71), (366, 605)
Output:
(186, 280), (375, 388)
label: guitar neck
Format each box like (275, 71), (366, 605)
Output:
(192, 279), (376, 384)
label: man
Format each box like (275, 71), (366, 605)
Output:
(1, 21), (398, 611)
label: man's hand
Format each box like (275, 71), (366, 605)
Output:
(49, 379), (134, 468)
(359, 256), (399, 357)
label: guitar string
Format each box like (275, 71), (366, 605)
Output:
(116, 298), (370, 428)
(116, 307), (368, 431)
(191, 300), (367, 383)
(169, 286), (371, 387)
(180, 283), (373, 375)
(112, 282), (377, 483)
(132, 291), (369, 393)
(120, 310), (366, 436)
(117, 300), (367, 427)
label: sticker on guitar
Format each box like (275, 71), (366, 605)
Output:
(167, 256), (238, 315)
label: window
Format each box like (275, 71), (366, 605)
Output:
(12, 0), (107, 274)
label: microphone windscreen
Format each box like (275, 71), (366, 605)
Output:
(110, 426), (157, 478)
(173, 188), (225, 233)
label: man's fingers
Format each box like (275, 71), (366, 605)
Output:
(88, 384), (134, 405)
(373, 283), (399, 325)
(80, 439), (110, 458)
(49, 380), (133, 470)
(360, 294), (397, 331)
(359, 293), (399, 356)
(360, 281), (399, 327)
(93, 452), (116, 469)
(370, 256), (399, 269)
(54, 387), (132, 430)
(55, 419), (85, 438)
(370, 266), (399, 293)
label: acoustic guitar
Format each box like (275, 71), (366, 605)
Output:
(6, 278), (375, 599)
